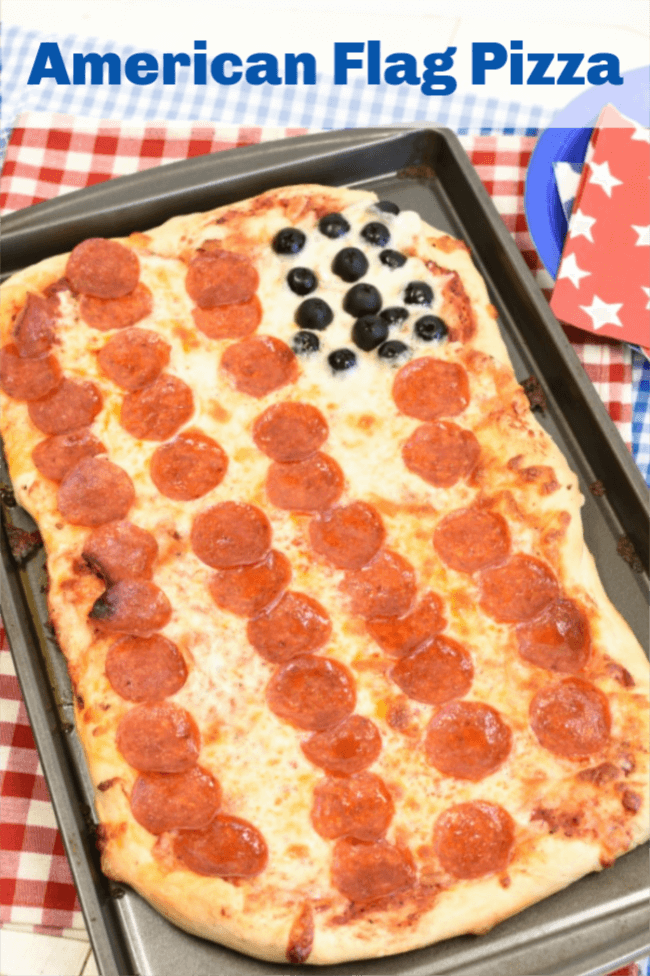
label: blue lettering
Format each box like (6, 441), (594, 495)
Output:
(421, 47), (457, 95)
(472, 42), (507, 84)
(384, 53), (420, 86)
(162, 52), (191, 85)
(245, 53), (282, 86)
(284, 52), (316, 85)
(124, 53), (158, 85)
(72, 51), (121, 85)
(557, 53), (585, 85)
(211, 53), (243, 85)
(334, 42), (364, 84)
(27, 42), (70, 85)
(527, 53), (555, 84)
(587, 53), (623, 85)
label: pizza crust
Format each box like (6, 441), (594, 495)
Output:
(1, 184), (648, 965)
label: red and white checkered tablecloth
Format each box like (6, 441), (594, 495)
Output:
(0, 116), (640, 968)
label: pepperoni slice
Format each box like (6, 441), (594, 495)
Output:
(105, 634), (187, 701)
(79, 283), (153, 332)
(266, 453), (344, 513)
(309, 502), (385, 570)
(191, 502), (271, 569)
(0, 344), (62, 401)
(208, 549), (291, 617)
(425, 701), (512, 780)
(185, 250), (259, 309)
(173, 814), (268, 878)
(311, 772), (394, 842)
(150, 430), (228, 501)
(120, 373), (194, 441)
(82, 520), (158, 583)
(247, 591), (331, 662)
(434, 509), (510, 574)
(28, 378), (102, 436)
(252, 402), (328, 462)
(529, 677), (611, 758)
(97, 328), (170, 391)
(341, 550), (416, 620)
(66, 238), (140, 298)
(433, 801), (515, 879)
(402, 421), (480, 488)
(479, 555), (559, 623)
(131, 767), (221, 834)
(116, 701), (200, 773)
(266, 655), (356, 731)
(58, 457), (135, 526)
(301, 715), (382, 776)
(390, 636), (474, 704)
(331, 838), (416, 903)
(13, 293), (55, 357)
(366, 592), (445, 657)
(221, 335), (298, 398)
(392, 358), (470, 421)
(32, 428), (105, 482)
(90, 579), (172, 636)
(192, 295), (262, 339)
(517, 599), (591, 673)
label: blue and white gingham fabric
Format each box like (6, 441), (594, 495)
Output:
(632, 352), (650, 480)
(0, 24), (554, 158)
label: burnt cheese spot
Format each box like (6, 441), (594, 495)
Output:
(287, 268), (317, 296)
(332, 248), (368, 283)
(292, 331), (320, 355)
(352, 316), (389, 352)
(343, 284), (382, 317)
(415, 315), (448, 342)
(361, 222), (390, 247)
(404, 281), (434, 306)
(319, 213), (350, 239)
(295, 298), (333, 331)
(273, 228), (306, 255)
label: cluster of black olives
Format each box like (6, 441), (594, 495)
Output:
(272, 203), (448, 373)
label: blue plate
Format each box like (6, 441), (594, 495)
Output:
(525, 65), (650, 278)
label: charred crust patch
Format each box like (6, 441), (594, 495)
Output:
(621, 789), (642, 813)
(5, 524), (43, 564)
(575, 762), (619, 785)
(0, 482), (16, 507)
(520, 375), (547, 412)
(616, 535), (643, 574)
(441, 273), (477, 343)
(604, 658), (635, 688)
(97, 777), (120, 792)
(286, 901), (315, 965)
(530, 807), (583, 837)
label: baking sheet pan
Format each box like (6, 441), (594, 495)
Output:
(1, 127), (648, 976)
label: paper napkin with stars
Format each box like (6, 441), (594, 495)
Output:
(550, 104), (649, 347)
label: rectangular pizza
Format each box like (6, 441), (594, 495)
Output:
(1, 182), (648, 966)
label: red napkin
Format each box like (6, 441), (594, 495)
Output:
(551, 105), (650, 348)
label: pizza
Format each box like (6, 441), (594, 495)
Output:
(1, 183), (648, 966)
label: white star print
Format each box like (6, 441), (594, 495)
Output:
(569, 209), (596, 243)
(632, 225), (650, 247)
(588, 159), (623, 197)
(631, 125), (650, 144)
(558, 253), (591, 289)
(554, 161), (581, 205)
(580, 295), (623, 331)
(642, 286), (650, 311)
